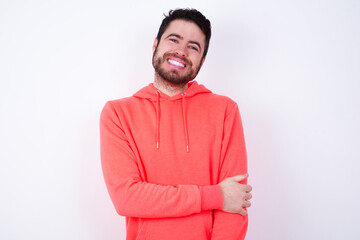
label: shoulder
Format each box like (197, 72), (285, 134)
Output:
(106, 96), (137, 107)
(101, 96), (139, 117)
(201, 91), (238, 110)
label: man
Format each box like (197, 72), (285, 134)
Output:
(100, 8), (252, 240)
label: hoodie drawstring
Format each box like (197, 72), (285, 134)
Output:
(182, 92), (190, 153)
(154, 90), (190, 153)
(156, 90), (160, 149)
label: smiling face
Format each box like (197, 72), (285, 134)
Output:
(152, 19), (206, 85)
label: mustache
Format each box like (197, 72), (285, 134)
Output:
(163, 53), (192, 67)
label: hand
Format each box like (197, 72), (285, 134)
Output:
(218, 173), (252, 216)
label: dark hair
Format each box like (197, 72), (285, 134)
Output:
(156, 8), (211, 59)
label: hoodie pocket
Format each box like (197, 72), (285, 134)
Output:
(135, 213), (213, 240)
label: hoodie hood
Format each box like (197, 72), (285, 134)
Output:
(133, 81), (212, 153)
(133, 81), (211, 101)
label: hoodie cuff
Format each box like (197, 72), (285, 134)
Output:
(199, 185), (223, 211)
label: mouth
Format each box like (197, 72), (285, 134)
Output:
(167, 57), (187, 68)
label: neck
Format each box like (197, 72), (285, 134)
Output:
(153, 74), (189, 97)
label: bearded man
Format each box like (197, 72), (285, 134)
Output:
(100, 8), (252, 240)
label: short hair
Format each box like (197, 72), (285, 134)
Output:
(156, 8), (212, 59)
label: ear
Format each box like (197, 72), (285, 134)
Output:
(152, 37), (158, 52)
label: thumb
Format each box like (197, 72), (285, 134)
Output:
(229, 173), (248, 182)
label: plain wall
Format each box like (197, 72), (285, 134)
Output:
(1, 0), (359, 239)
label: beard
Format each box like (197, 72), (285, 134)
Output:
(152, 47), (201, 85)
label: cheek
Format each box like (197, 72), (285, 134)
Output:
(189, 56), (202, 67)
(158, 42), (172, 52)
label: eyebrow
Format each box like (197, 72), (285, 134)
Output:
(165, 33), (202, 51)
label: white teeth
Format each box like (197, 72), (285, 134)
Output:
(168, 59), (185, 67)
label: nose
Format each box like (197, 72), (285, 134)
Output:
(175, 44), (188, 57)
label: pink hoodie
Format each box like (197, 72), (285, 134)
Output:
(100, 81), (248, 240)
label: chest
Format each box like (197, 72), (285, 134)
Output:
(122, 99), (226, 185)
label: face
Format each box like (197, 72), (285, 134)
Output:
(152, 19), (206, 85)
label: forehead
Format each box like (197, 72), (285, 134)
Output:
(162, 19), (205, 45)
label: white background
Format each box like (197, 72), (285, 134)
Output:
(1, 0), (359, 239)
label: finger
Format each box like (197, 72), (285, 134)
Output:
(239, 208), (248, 216)
(230, 173), (249, 182)
(245, 185), (252, 192)
(243, 201), (251, 208)
(246, 193), (252, 200)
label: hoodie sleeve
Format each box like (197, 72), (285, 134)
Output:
(100, 101), (223, 218)
(211, 102), (248, 240)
